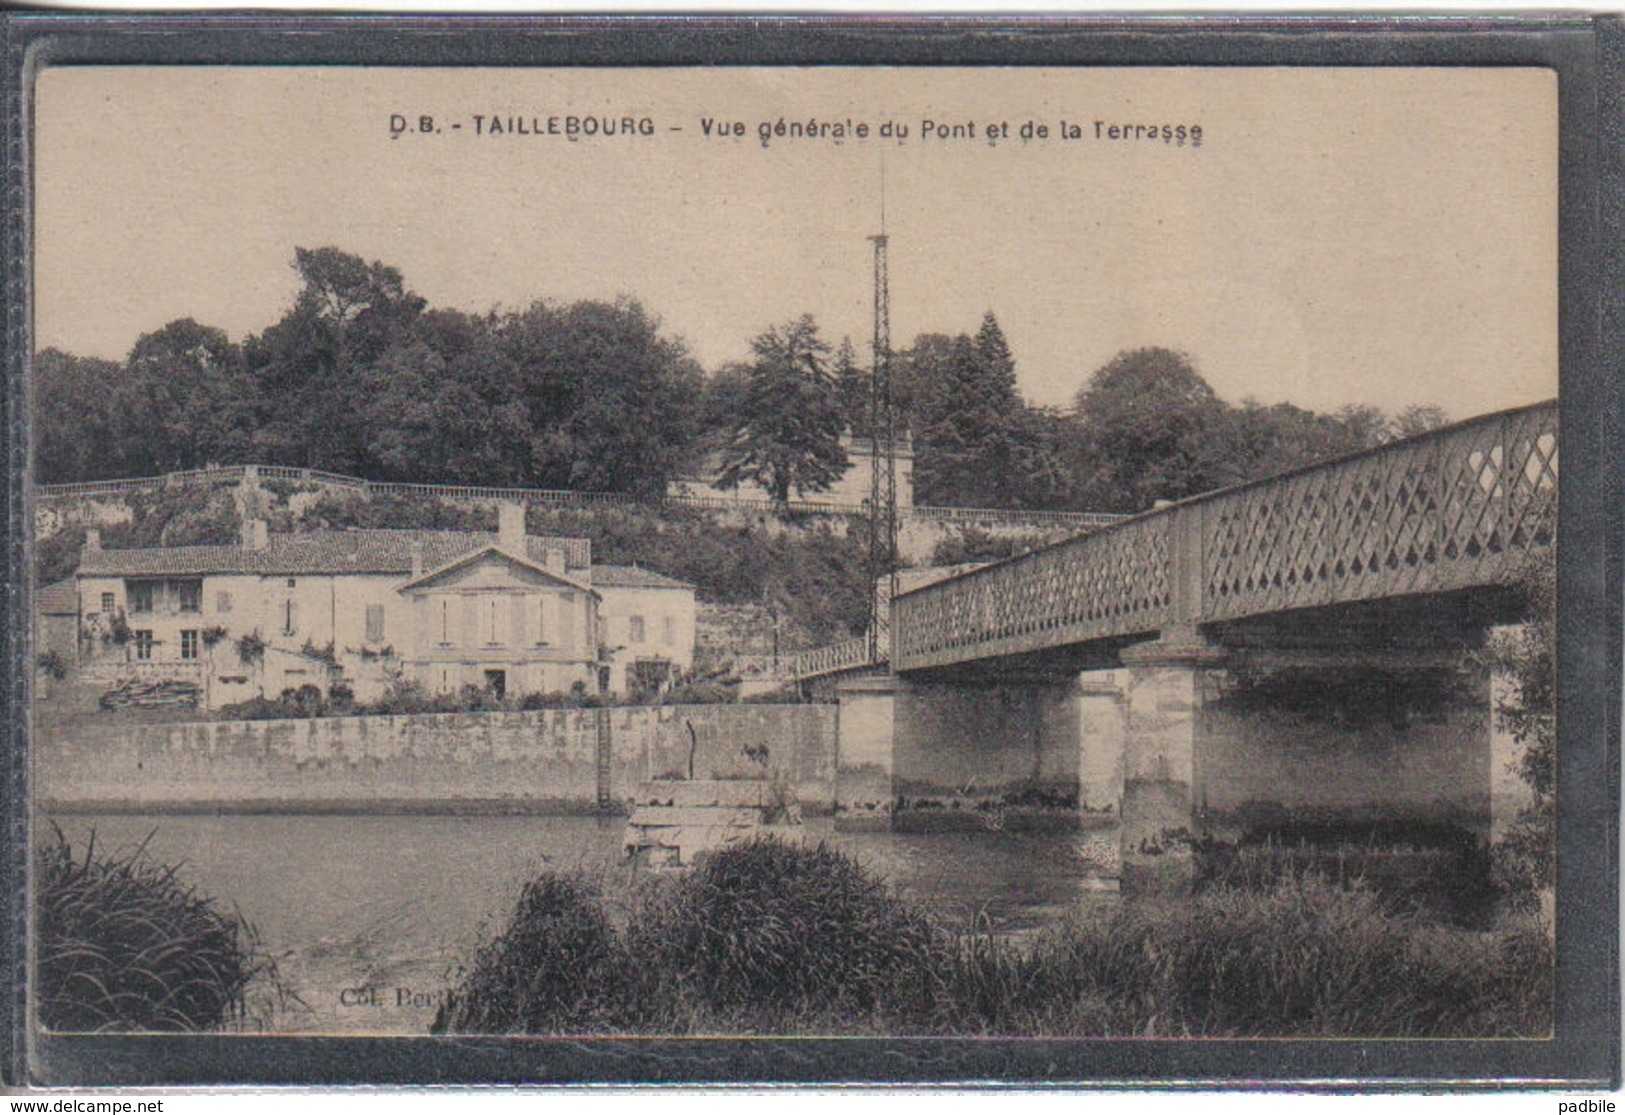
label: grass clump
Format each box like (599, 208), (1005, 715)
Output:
(436, 837), (950, 1034)
(35, 825), (277, 1032)
(432, 873), (621, 1034)
(943, 872), (1552, 1037)
(624, 838), (949, 1027)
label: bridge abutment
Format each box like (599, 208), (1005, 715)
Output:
(834, 675), (900, 831)
(1116, 639), (1227, 897)
(836, 673), (1100, 836)
(1110, 638), (1502, 899)
(890, 678), (1081, 833)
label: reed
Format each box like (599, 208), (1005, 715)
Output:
(35, 824), (281, 1032)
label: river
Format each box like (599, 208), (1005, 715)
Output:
(44, 813), (1110, 1034)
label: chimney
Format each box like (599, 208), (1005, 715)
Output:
(545, 547), (566, 573)
(240, 519), (269, 551)
(498, 502), (526, 553)
(410, 542), (424, 579)
(83, 529), (101, 553)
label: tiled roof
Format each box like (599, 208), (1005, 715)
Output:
(78, 530), (591, 578)
(590, 564), (694, 591)
(36, 579), (78, 615)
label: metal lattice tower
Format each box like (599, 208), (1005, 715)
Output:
(866, 231), (899, 666)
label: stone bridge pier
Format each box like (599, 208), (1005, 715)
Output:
(836, 627), (1518, 898)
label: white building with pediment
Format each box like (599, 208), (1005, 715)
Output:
(73, 503), (695, 708)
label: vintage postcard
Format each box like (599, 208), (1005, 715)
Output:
(11, 21), (1619, 1088)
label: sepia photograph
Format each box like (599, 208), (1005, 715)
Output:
(12, 33), (1611, 1086)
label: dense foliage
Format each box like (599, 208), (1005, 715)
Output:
(38, 246), (1449, 517)
(1486, 550), (1557, 903)
(623, 839), (947, 1022)
(39, 248), (703, 496)
(433, 837), (1550, 1038)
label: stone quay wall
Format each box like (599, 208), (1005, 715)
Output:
(38, 704), (835, 814)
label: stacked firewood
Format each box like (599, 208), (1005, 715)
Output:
(97, 678), (201, 711)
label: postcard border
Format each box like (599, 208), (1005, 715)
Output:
(3, 13), (1619, 1090)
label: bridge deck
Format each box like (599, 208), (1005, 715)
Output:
(892, 402), (1557, 673)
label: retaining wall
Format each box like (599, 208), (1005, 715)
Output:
(37, 704), (835, 814)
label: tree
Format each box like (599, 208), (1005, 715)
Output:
(119, 319), (254, 474)
(1333, 403), (1391, 450)
(1487, 551), (1555, 904)
(891, 332), (957, 441)
(1390, 404), (1451, 441)
(1204, 399), (1370, 490)
(716, 315), (849, 506)
(1009, 405), (1084, 510)
(911, 313), (1026, 508)
(356, 312), (533, 485)
(832, 337), (870, 439)
(973, 311), (1019, 405)
(34, 348), (124, 483)
(243, 247), (426, 470)
(500, 298), (702, 497)
(1072, 347), (1225, 511)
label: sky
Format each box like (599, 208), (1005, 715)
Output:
(34, 65), (1558, 419)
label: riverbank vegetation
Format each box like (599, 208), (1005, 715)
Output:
(35, 825), (287, 1032)
(433, 836), (1551, 1039)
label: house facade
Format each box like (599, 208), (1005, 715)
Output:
(591, 565), (698, 695)
(74, 504), (697, 709)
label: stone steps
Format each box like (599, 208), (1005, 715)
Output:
(623, 778), (802, 869)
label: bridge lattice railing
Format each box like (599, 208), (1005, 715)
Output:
(893, 512), (1173, 669)
(790, 632), (882, 680)
(893, 401), (1556, 672)
(1202, 401), (1556, 620)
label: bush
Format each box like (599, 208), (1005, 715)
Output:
(929, 526), (1044, 566)
(1485, 550), (1555, 907)
(432, 842), (1549, 1038)
(436, 839), (950, 1034)
(36, 650), (69, 680)
(943, 871), (1552, 1037)
(433, 873), (622, 1035)
(624, 838), (948, 1024)
(218, 684), (328, 721)
(1197, 828), (1500, 928)
(35, 826), (274, 1032)
(659, 680), (735, 705)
